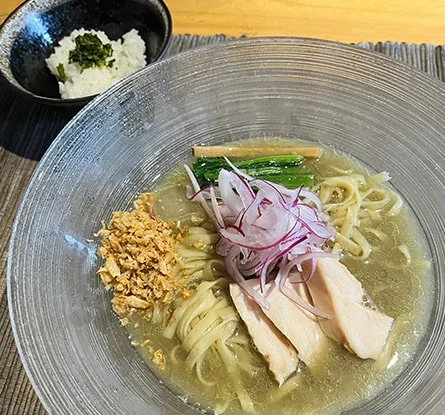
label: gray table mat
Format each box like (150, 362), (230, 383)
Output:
(164, 35), (445, 81)
(1, 35), (444, 415)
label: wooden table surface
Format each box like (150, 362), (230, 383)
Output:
(1, 0), (445, 44)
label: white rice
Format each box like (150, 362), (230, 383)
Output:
(46, 28), (146, 99)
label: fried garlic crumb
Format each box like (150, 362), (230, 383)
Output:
(181, 288), (192, 299)
(152, 349), (166, 372)
(96, 193), (189, 319)
(192, 240), (204, 249)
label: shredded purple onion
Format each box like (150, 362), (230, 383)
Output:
(185, 165), (337, 316)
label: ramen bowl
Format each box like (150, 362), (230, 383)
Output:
(0, 0), (171, 106)
(8, 38), (445, 414)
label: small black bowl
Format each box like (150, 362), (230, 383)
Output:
(0, 0), (172, 106)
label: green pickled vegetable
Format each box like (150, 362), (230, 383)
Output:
(68, 33), (114, 70)
(192, 155), (314, 189)
(56, 63), (66, 82)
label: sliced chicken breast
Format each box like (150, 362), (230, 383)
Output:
(305, 256), (394, 360)
(257, 279), (328, 367)
(229, 283), (298, 386)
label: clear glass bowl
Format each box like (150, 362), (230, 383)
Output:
(8, 37), (445, 414)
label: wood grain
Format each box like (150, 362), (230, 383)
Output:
(2, 0), (445, 44)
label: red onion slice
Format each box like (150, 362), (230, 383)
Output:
(185, 161), (336, 316)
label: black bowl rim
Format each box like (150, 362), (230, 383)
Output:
(0, 0), (172, 106)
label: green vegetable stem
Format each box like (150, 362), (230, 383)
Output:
(56, 63), (66, 82)
(192, 155), (314, 189)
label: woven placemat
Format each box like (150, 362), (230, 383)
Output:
(164, 35), (445, 81)
(1, 35), (444, 415)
